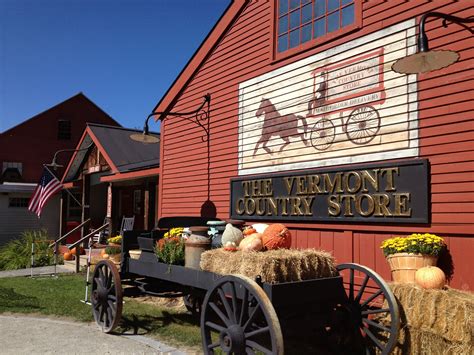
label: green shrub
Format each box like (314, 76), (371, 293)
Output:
(105, 246), (121, 255)
(0, 230), (58, 270)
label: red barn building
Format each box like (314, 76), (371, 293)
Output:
(0, 93), (120, 244)
(152, 1), (473, 290)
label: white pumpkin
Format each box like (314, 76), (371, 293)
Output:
(221, 223), (244, 247)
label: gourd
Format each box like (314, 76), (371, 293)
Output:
(239, 233), (263, 252)
(63, 252), (74, 261)
(221, 223), (244, 247)
(243, 226), (257, 236)
(415, 266), (446, 289)
(262, 224), (292, 250)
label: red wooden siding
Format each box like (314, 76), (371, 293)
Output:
(158, 1), (474, 290)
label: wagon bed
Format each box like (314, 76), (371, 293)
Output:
(90, 218), (399, 354)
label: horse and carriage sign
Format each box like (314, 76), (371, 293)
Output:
(238, 20), (419, 175)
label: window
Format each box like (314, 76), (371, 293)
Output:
(9, 197), (29, 208)
(276, 0), (358, 56)
(2, 162), (22, 175)
(58, 119), (72, 140)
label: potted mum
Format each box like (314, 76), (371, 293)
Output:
(380, 233), (445, 283)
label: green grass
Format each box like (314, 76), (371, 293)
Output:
(0, 274), (202, 349)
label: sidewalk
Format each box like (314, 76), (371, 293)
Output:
(0, 314), (191, 354)
(0, 265), (74, 278)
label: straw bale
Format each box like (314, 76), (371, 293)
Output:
(200, 248), (337, 283)
(379, 283), (474, 354)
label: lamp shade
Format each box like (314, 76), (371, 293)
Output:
(392, 50), (459, 74)
(129, 132), (160, 144)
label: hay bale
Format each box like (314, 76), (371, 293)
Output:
(382, 283), (474, 355)
(200, 248), (337, 283)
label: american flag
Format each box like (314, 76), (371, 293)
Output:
(28, 167), (63, 217)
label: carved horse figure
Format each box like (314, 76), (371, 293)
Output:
(253, 98), (308, 156)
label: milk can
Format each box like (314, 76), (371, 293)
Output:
(184, 226), (211, 269)
(207, 220), (226, 248)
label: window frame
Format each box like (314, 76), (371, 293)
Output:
(57, 119), (72, 140)
(272, 0), (362, 62)
(8, 197), (29, 208)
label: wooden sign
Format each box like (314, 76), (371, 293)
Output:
(230, 159), (429, 224)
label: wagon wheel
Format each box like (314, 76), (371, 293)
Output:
(310, 118), (335, 151)
(346, 105), (380, 145)
(184, 293), (203, 317)
(336, 263), (399, 355)
(91, 260), (123, 333)
(201, 275), (284, 355)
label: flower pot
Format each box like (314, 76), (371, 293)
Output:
(386, 253), (438, 283)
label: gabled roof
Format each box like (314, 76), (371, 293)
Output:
(152, 0), (248, 118)
(0, 92), (120, 135)
(62, 123), (160, 183)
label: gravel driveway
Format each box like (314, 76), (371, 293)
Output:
(0, 314), (194, 354)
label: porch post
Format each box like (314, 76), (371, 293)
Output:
(106, 182), (114, 235)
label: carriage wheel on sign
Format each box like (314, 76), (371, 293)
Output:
(91, 260), (123, 333)
(336, 263), (399, 355)
(310, 118), (335, 150)
(346, 105), (380, 145)
(201, 275), (284, 355)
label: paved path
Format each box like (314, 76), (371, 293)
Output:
(0, 265), (74, 278)
(0, 315), (192, 354)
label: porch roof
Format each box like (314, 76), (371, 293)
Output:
(62, 123), (160, 183)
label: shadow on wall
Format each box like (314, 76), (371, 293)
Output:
(200, 200), (216, 218)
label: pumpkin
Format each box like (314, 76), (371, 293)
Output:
(70, 247), (85, 255)
(239, 233), (263, 252)
(243, 226), (257, 236)
(102, 253), (110, 259)
(63, 252), (74, 261)
(261, 224), (291, 250)
(100, 248), (107, 256)
(415, 266), (446, 289)
(252, 223), (269, 234)
(221, 223), (244, 247)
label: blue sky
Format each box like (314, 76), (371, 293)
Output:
(0, 0), (230, 132)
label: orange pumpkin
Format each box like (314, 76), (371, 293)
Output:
(239, 233), (263, 252)
(261, 224), (291, 250)
(415, 266), (446, 289)
(63, 252), (74, 261)
(102, 253), (110, 259)
(70, 247), (85, 255)
(243, 227), (257, 236)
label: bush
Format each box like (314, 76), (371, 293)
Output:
(0, 230), (59, 270)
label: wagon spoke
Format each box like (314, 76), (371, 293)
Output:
(205, 321), (226, 333)
(108, 294), (117, 302)
(355, 274), (370, 303)
(363, 326), (385, 350)
(230, 282), (238, 323)
(245, 340), (272, 355)
(245, 326), (270, 339)
(349, 268), (355, 301)
(207, 342), (220, 350)
(218, 287), (235, 323)
(363, 317), (391, 333)
(361, 308), (390, 316)
(209, 301), (231, 327)
(361, 289), (383, 309)
(240, 288), (249, 326)
(243, 303), (261, 331)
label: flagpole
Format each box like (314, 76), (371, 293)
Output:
(43, 164), (82, 207)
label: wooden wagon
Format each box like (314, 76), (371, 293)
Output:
(89, 217), (399, 354)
